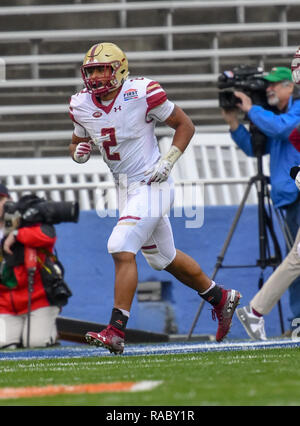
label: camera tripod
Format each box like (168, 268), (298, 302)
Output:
(187, 126), (293, 340)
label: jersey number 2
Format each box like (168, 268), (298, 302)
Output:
(102, 128), (120, 161)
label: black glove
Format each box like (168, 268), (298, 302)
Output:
(290, 166), (300, 180)
(290, 166), (300, 190)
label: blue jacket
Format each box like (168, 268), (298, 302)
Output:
(230, 96), (300, 208)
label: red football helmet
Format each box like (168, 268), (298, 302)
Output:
(291, 47), (300, 84)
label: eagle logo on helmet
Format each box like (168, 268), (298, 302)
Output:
(81, 42), (129, 95)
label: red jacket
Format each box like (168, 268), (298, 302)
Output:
(0, 225), (57, 315)
(289, 127), (300, 152)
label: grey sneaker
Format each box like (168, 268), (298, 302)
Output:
(236, 305), (267, 340)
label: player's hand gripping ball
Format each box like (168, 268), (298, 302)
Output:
(74, 141), (93, 163)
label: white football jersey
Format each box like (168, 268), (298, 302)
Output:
(69, 78), (174, 184)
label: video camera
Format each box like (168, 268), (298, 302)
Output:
(218, 65), (269, 110)
(3, 194), (79, 235)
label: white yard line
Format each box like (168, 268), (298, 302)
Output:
(0, 338), (299, 361)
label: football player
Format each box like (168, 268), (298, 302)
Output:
(69, 42), (241, 354)
(289, 48), (300, 155)
(291, 47), (300, 85)
(289, 48), (300, 189)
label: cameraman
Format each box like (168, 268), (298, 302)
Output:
(222, 66), (300, 326)
(0, 187), (61, 349)
(236, 163), (300, 340)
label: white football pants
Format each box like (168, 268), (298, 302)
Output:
(107, 178), (177, 270)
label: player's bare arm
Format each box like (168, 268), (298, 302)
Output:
(145, 105), (195, 184)
(165, 104), (195, 153)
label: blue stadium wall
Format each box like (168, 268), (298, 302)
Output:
(55, 206), (292, 340)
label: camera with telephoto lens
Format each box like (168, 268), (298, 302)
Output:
(218, 65), (269, 110)
(3, 194), (79, 235)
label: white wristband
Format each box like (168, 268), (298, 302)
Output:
(162, 145), (182, 166)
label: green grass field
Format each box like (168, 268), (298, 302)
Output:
(0, 347), (299, 406)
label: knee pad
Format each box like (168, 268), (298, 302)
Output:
(142, 246), (176, 271)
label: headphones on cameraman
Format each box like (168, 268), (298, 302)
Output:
(2, 201), (21, 237)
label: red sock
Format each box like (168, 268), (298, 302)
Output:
(252, 307), (262, 317)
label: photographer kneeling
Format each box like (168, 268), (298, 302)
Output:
(221, 66), (300, 327)
(0, 188), (73, 349)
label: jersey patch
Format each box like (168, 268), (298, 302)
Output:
(123, 88), (138, 101)
(93, 111), (103, 118)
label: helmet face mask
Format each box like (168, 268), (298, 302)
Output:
(81, 63), (115, 95)
(81, 43), (129, 96)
